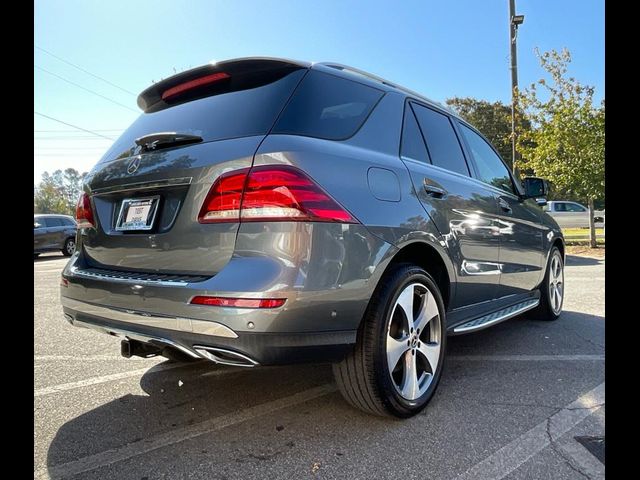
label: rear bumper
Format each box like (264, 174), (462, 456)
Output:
(61, 222), (396, 365)
(62, 297), (356, 366)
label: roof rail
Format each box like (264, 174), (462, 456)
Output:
(318, 62), (450, 112)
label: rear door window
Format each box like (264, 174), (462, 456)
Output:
(459, 123), (515, 194)
(566, 203), (586, 212)
(273, 70), (384, 140)
(46, 217), (63, 227)
(411, 103), (470, 176)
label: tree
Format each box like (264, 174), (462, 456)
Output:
(445, 97), (531, 168)
(34, 168), (87, 215)
(516, 49), (605, 247)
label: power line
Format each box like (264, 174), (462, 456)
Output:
(35, 147), (108, 150)
(35, 65), (138, 113)
(34, 112), (115, 140)
(34, 136), (113, 140)
(34, 129), (123, 133)
(35, 45), (138, 96)
(34, 154), (102, 157)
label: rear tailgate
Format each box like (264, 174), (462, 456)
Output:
(79, 59), (308, 275)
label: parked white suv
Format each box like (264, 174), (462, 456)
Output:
(544, 201), (605, 229)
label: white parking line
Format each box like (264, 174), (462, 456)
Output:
(34, 362), (199, 397)
(36, 383), (336, 480)
(448, 354), (604, 362)
(455, 382), (605, 480)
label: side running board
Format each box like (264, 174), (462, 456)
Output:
(452, 298), (540, 334)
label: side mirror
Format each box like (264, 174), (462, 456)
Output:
(521, 177), (548, 199)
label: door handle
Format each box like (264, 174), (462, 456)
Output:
(498, 197), (512, 213)
(423, 179), (447, 199)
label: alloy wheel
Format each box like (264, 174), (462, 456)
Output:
(548, 252), (564, 315)
(386, 283), (442, 401)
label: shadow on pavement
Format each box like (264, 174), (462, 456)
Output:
(45, 360), (339, 471)
(565, 255), (604, 267)
(44, 309), (604, 476)
(447, 310), (604, 355)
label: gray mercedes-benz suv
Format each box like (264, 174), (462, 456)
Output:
(61, 58), (564, 417)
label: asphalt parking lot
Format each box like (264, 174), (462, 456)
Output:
(34, 253), (605, 480)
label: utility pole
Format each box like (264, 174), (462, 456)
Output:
(509, 1), (524, 170)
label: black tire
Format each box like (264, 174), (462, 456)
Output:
(62, 237), (76, 257)
(529, 246), (564, 321)
(332, 263), (446, 418)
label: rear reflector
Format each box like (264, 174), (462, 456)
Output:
(190, 296), (286, 309)
(198, 165), (357, 224)
(75, 192), (94, 228)
(161, 72), (230, 101)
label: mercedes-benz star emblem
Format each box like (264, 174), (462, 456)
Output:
(127, 156), (142, 174)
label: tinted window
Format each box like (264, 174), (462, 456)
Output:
(101, 69), (306, 162)
(566, 203), (586, 212)
(554, 203), (566, 212)
(400, 105), (429, 162)
(411, 104), (469, 176)
(459, 123), (514, 194)
(273, 70), (384, 140)
(45, 217), (63, 227)
(61, 217), (76, 226)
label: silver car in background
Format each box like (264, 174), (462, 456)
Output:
(543, 201), (605, 229)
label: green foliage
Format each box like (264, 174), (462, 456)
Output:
(445, 97), (530, 168)
(34, 168), (87, 215)
(516, 49), (604, 203)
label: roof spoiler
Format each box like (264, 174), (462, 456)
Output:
(137, 57), (310, 113)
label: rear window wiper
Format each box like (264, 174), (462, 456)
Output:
(134, 132), (203, 152)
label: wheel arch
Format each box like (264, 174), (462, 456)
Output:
(553, 237), (565, 261)
(370, 239), (455, 312)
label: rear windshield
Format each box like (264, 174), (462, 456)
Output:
(100, 68), (306, 162)
(273, 70), (384, 140)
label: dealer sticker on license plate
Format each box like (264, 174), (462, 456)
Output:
(116, 197), (160, 231)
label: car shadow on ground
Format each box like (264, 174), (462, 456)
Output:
(565, 255), (604, 267)
(44, 361), (348, 471)
(44, 309), (604, 475)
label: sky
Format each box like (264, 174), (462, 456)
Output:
(34, 0), (604, 184)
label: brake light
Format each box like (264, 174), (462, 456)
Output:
(75, 192), (94, 228)
(190, 296), (286, 309)
(162, 72), (230, 101)
(198, 165), (357, 224)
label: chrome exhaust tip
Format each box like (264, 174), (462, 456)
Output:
(193, 346), (259, 367)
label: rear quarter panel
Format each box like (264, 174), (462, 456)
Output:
(255, 91), (456, 310)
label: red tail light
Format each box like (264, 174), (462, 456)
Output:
(190, 296), (286, 309)
(75, 192), (94, 228)
(198, 165), (357, 224)
(162, 72), (230, 101)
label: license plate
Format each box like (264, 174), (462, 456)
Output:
(116, 196), (160, 231)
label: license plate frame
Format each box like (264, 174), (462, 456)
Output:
(115, 196), (160, 232)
